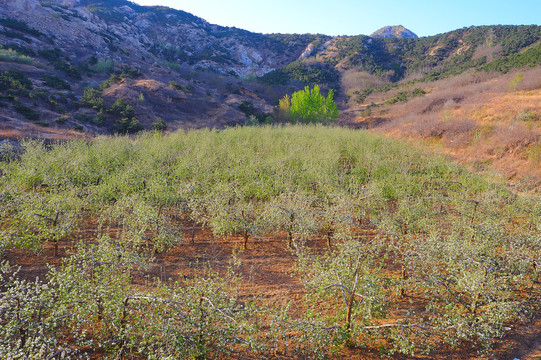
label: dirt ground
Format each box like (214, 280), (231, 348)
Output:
(2, 220), (540, 360)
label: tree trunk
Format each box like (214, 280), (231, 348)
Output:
(191, 221), (196, 244)
(243, 233), (249, 250)
(400, 266), (407, 297)
(346, 266), (361, 338)
(326, 230), (333, 249)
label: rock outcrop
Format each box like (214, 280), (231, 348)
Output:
(371, 25), (418, 38)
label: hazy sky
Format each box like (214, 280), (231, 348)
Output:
(132, 0), (541, 37)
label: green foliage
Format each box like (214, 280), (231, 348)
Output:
(81, 86), (104, 110)
(98, 65), (142, 90)
(37, 48), (62, 62)
(169, 80), (192, 92)
(91, 57), (115, 73)
(109, 98), (135, 118)
(0, 48), (33, 64)
(81, 89), (143, 133)
(327, 25), (541, 86)
(0, 69), (33, 92)
(0, 261), (74, 359)
(108, 98), (142, 133)
(482, 44), (541, 73)
(55, 116), (68, 124)
(14, 102), (39, 120)
(0, 29), (31, 43)
(0, 18), (43, 37)
(0, 126), (540, 357)
(115, 116), (143, 133)
(1, 43), (35, 57)
(261, 60), (339, 86)
(53, 60), (81, 79)
(385, 88), (426, 105)
(282, 85), (339, 124)
(152, 117), (167, 131)
(509, 72), (523, 90)
(38, 48), (81, 79)
(41, 74), (71, 90)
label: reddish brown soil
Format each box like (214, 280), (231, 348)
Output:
(2, 221), (540, 360)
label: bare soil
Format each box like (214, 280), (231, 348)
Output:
(3, 221), (540, 359)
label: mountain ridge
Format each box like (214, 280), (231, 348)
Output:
(1, 0), (541, 136)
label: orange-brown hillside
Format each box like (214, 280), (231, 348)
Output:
(345, 66), (541, 190)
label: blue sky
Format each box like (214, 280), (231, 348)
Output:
(133, 0), (541, 37)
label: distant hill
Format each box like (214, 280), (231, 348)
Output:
(2, 0), (541, 137)
(371, 25), (418, 38)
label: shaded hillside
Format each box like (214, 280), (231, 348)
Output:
(0, 0), (319, 135)
(1, 0), (541, 136)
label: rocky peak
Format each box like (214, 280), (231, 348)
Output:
(371, 25), (418, 39)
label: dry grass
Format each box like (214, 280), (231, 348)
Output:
(341, 69), (389, 94)
(346, 66), (541, 188)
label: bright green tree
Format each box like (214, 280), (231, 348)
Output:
(282, 85), (338, 124)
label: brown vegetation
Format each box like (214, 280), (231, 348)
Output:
(346, 66), (541, 190)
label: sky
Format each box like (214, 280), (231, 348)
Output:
(132, 0), (541, 37)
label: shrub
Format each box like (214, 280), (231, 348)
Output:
(109, 98), (135, 118)
(385, 88), (426, 105)
(14, 102), (39, 120)
(53, 60), (81, 79)
(169, 80), (191, 92)
(55, 116), (68, 124)
(81, 87), (104, 110)
(41, 74), (71, 90)
(515, 109), (538, 122)
(0, 48), (33, 64)
(115, 117), (143, 133)
(38, 48), (62, 62)
(38, 49), (81, 79)
(92, 57), (115, 73)
(2, 43), (35, 57)
(152, 117), (167, 131)
(509, 72), (523, 90)
(238, 101), (255, 116)
(0, 18), (43, 37)
(260, 60), (339, 86)
(0, 69), (33, 92)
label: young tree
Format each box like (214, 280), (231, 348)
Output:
(281, 85), (338, 124)
(152, 117), (167, 131)
(278, 94), (291, 122)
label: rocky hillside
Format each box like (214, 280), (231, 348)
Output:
(0, 0), (322, 135)
(1, 0), (541, 137)
(371, 25), (417, 38)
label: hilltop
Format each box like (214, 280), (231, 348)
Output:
(370, 25), (418, 38)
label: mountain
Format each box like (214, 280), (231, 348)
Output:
(371, 25), (418, 38)
(1, 0), (541, 137)
(0, 0), (322, 134)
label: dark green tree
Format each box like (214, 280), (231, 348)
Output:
(81, 87), (104, 111)
(152, 117), (167, 131)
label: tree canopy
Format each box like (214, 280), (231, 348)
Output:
(280, 85), (338, 124)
